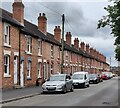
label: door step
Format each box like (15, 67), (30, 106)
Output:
(14, 85), (22, 89)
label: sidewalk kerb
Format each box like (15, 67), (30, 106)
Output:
(0, 92), (41, 104)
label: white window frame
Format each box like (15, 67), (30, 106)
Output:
(4, 50), (11, 77)
(38, 39), (42, 56)
(4, 23), (11, 47)
(4, 55), (10, 77)
(38, 62), (41, 78)
(51, 44), (54, 57)
(27, 61), (31, 79)
(51, 64), (53, 74)
(27, 36), (32, 53)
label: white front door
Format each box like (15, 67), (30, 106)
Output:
(20, 61), (24, 87)
(14, 56), (17, 85)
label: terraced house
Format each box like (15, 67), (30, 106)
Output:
(0, 0), (110, 89)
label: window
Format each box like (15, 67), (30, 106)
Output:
(66, 50), (68, 62)
(38, 62), (41, 78)
(27, 61), (31, 78)
(38, 40), (42, 56)
(51, 64), (53, 74)
(27, 36), (32, 53)
(4, 55), (10, 76)
(4, 24), (10, 45)
(51, 44), (54, 57)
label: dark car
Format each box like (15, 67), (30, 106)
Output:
(89, 74), (99, 84)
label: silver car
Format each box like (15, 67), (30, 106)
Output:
(42, 74), (74, 93)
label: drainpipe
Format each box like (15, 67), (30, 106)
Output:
(18, 30), (21, 86)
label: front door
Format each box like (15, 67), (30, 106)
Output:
(20, 61), (24, 87)
(14, 56), (17, 85)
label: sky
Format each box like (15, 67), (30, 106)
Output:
(1, 0), (118, 67)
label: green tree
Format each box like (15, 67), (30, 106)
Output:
(97, 0), (120, 61)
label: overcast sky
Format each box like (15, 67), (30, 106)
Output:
(1, 0), (118, 66)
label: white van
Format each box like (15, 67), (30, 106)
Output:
(72, 71), (89, 88)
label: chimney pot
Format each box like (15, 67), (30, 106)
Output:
(43, 13), (45, 16)
(55, 26), (57, 29)
(39, 13), (41, 16)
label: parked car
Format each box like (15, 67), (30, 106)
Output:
(112, 73), (116, 77)
(102, 72), (113, 79)
(42, 74), (74, 93)
(89, 74), (99, 84)
(72, 71), (89, 88)
(101, 73), (108, 80)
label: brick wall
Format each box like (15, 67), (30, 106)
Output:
(2, 23), (20, 89)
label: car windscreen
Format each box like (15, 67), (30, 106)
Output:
(89, 74), (96, 78)
(50, 75), (65, 81)
(72, 74), (84, 79)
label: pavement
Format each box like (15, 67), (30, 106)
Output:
(1, 85), (42, 104)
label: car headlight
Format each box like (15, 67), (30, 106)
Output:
(42, 84), (46, 88)
(57, 84), (64, 88)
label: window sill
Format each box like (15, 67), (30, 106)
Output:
(51, 56), (54, 59)
(25, 51), (32, 55)
(66, 60), (68, 62)
(38, 54), (42, 57)
(4, 44), (11, 48)
(38, 76), (42, 79)
(27, 77), (32, 80)
(4, 74), (11, 78)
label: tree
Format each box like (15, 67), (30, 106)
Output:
(97, 0), (120, 61)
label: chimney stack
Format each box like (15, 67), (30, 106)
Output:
(12, 0), (24, 25)
(80, 42), (85, 51)
(54, 26), (61, 42)
(74, 38), (79, 49)
(94, 49), (97, 58)
(38, 13), (47, 35)
(66, 32), (71, 46)
(86, 44), (90, 53)
(90, 47), (94, 56)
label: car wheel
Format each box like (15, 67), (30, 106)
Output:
(42, 91), (45, 94)
(62, 86), (67, 94)
(95, 80), (98, 84)
(70, 85), (74, 92)
(87, 84), (89, 87)
(83, 83), (86, 88)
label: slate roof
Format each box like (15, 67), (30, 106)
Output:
(0, 8), (23, 28)
(0, 8), (108, 64)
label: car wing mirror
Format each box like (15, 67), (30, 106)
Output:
(66, 79), (69, 81)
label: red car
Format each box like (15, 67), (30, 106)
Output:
(101, 74), (108, 80)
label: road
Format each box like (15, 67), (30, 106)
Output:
(3, 77), (119, 107)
